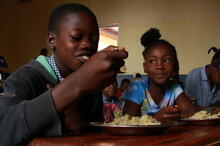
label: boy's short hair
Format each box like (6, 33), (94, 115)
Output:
(48, 3), (97, 34)
(208, 47), (220, 61)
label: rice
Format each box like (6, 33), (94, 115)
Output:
(106, 114), (161, 125)
(188, 110), (220, 120)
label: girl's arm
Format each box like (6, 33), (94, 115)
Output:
(176, 92), (198, 118)
(123, 100), (141, 116)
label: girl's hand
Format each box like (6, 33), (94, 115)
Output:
(210, 106), (220, 114)
(152, 105), (180, 124)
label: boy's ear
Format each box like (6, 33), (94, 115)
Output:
(47, 32), (56, 50)
(143, 62), (148, 73)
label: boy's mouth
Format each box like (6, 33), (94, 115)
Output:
(78, 55), (90, 63)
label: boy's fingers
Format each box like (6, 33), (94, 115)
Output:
(105, 50), (128, 60)
(116, 46), (125, 51)
(99, 45), (128, 60)
(101, 45), (125, 52)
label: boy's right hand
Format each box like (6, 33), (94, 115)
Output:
(152, 105), (180, 124)
(74, 45), (128, 94)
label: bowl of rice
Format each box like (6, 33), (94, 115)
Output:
(181, 110), (220, 125)
(90, 114), (172, 135)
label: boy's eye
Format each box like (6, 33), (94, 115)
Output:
(71, 36), (82, 41)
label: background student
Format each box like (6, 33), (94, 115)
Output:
(185, 47), (220, 107)
(116, 78), (130, 99)
(102, 80), (122, 122)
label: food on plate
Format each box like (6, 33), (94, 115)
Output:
(105, 114), (161, 125)
(188, 110), (220, 120)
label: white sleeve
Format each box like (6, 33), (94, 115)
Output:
(174, 84), (183, 100)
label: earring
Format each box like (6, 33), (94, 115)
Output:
(169, 77), (173, 81)
(51, 40), (54, 44)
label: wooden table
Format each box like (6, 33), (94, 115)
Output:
(28, 125), (220, 146)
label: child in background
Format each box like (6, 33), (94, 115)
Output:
(102, 81), (122, 122)
(185, 47), (220, 107)
(116, 78), (130, 99)
(0, 56), (10, 93)
(122, 28), (197, 123)
(132, 73), (143, 82)
(0, 3), (128, 145)
(0, 56), (10, 80)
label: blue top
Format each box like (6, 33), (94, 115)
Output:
(122, 77), (183, 115)
(184, 66), (220, 106)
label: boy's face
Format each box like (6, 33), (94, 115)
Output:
(143, 45), (175, 85)
(51, 12), (99, 77)
(210, 59), (220, 85)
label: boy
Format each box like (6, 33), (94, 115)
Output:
(0, 3), (128, 145)
(185, 47), (220, 107)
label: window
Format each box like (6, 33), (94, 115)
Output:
(98, 24), (119, 51)
(98, 24), (127, 73)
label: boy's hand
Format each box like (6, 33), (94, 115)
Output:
(52, 45), (128, 113)
(74, 45), (128, 94)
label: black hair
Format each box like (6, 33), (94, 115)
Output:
(48, 3), (97, 34)
(0, 56), (8, 68)
(208, 47), (220, 60)
(135, 73), (142, 78)
(40, 48), (48, 55)
(121, 79), (131, 85)
(140, 28), (180, 82)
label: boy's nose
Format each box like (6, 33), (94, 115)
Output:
(80, 38), (94, 50)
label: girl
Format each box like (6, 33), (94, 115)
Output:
(102, 80), (122, 122)
(123, 28), (197, 123)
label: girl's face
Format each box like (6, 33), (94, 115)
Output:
(143, 44), (175, 85)
(49, 12), (99, 77)
(102, 82), (117, 99)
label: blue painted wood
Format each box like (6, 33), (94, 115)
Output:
(116, 74), (187, 87)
